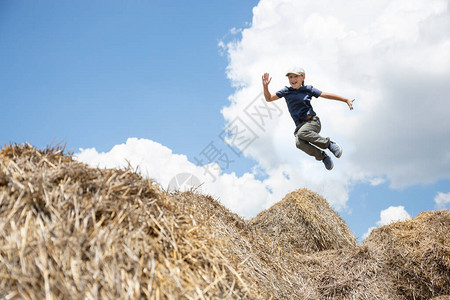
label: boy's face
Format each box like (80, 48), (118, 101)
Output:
(288, 73), (304, 89)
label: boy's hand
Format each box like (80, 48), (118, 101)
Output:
(262, 73), (280, 102)
(347, 99), (355, 110)
(262, 73), (272, 87)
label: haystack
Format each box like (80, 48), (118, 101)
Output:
(0, 144), (252, 299)
(298, 246), (398, 299)
(171, 191), (320, 299)
(297, 210), (450, 299)
(363, 210), (450, 299)
(249, 188), (356, 254)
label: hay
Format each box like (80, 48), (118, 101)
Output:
(289, 210), (449, 299)
(298, 246), (398, 299)
(0, 144), (250, 299)
(363, 210), (450, 299)
(248, 189), (357, 254)
(171, 192), (319, 299)
(1, 143), (449, 299)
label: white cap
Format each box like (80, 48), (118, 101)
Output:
(285, 67), (305, 76)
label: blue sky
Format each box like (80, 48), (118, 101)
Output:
(1, 0), (255, 159)
(2, 0), (449, 240)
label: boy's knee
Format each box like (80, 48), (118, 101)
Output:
(296, 138), (308, 150)
(296, 130), (309, 140)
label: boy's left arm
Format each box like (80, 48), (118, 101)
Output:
(320, 92), (355, 110)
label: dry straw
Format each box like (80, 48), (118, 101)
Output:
(0, 144), (249, 299)
(248, 189), (357, 254)
(363, 210), (450, 299)
(0, 143), (449, 299)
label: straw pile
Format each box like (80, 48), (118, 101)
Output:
(287, 210), (449, 299)
(248, 189), (357, 254)
(0, 144), (251, 299)
(363, 210), (450, 300)
(171, 191), (319, 299)
(1, 143), (449, 299)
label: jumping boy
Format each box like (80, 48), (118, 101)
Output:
(262, 67), (355, 170)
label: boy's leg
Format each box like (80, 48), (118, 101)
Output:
(295, 138), (325, 160)
(297, 116), (330, 149)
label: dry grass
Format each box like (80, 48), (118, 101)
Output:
(248, 189), (357, 254)
(0, 144), (250, 299)
(171, 192), (319, 299)
(0, 143), (449, 299)
(363, 210), (450, 300)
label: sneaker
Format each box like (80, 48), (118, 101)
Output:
(328, 141), (343, 158)
(322, 153), (334, 170)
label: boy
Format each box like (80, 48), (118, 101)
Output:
(262, 67), (355, 170)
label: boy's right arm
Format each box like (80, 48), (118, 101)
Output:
(262, 73), (280, 102)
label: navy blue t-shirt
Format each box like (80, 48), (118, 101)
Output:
(276, 85), (322, 127)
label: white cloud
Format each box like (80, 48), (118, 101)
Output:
(434, 192), (450, 209)
(220, 0), (450, 206)
(369, 178), (386, 186)
(362, 206), (411, 239)
(75, 138), (196, 187)
(377, 206), (411, 225)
